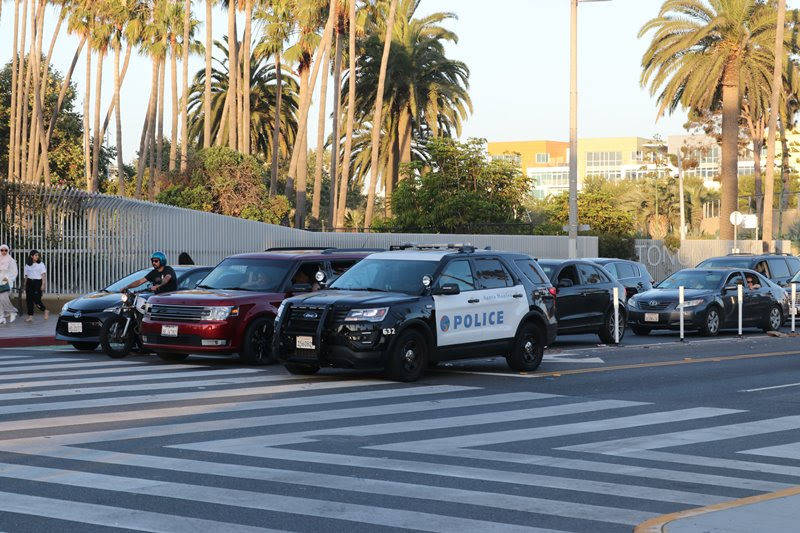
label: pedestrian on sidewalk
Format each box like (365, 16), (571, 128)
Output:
(0, 245), (19, 324)
(24, 250), (47, 322)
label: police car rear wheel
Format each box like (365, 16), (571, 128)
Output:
(506, 323), (543, 372)
(285, 363), (320, 375)
(386, 330), (427, 382)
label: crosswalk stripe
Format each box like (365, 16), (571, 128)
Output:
(0, 359), (149, 372)
(0, 384), (470, 431)
(0, 464), (564, 533)
(0, 490), (283, 533)
(622, 450), (800, 477)
(0, 362), (266, 383)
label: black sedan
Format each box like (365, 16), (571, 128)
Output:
(56, 265), (211, 351)
(538, 259), (627, 343)
(627, 268), (785, 336)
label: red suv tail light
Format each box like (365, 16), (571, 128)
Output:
(548, 287), (557, 297)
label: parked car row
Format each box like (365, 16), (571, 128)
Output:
(55, 248), (800, 382)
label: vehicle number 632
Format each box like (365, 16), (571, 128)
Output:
(382, 328), (396, 335)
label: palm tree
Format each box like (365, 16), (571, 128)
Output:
(363, 0), (398, 229)
(90, 7), (112, 193)
(311, 7), (333, 223)
(187, 40), (300, 159)
(334, 0), (357, 229)
(203, 0), (213, 148)
(763, 0), (787, 242)
(226, 0), (237, 149)
(7, 0), (22, 181)
(181, 0), (192, 169)
(640, 0), (777, 240)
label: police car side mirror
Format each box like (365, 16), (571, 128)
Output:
(290, 283), (313, 293)
(433, 283), (460, 296)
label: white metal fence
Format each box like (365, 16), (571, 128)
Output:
(0, 186), (598, 296)
(635, 239), (794, 281)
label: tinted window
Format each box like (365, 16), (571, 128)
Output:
(578, 263), (605, 285)
(602, 263), (618, 277)
(557, 265), (580, 285)
(787, 257), (800, 275)
(699, 258), (752, 269)
(767, 259), (790, 278)
(474, 258), (513, 289)
(331, 259), (438, 294)
(726, 272), (744, 287)
(199, 258), (291, 292)
(291, 262), (325, 286)
(330, 260), (357, 276)
(439, 260), (476, 291)
(178, 269), (209, 290)
(616, 262), (636, 279)
(514, 259), (546, 284)
(105, 269), (153, 293)
(659, 270), (724, 290)
(538, 262), (558, 279)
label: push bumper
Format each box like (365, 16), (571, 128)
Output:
(276, 323), (390, 371)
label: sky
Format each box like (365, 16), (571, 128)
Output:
(1, 0), (798, 162)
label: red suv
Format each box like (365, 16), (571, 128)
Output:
(141, 248), (375, 364)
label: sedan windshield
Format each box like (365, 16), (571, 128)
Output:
(698, 258), (752, 269)
(105, 269), (152, 292)
(199, 258), (291, 292)
(331, 259), (439, 294)
(658, 270), (724, 290)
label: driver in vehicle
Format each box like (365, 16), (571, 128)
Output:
(241, 270), (268, 290)
(123, 251), (177, 294)
(746, 274), (761, 290)
(292, 269), (321, 291)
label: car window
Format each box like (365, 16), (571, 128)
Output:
(577, 263), (604, 285)
(743, 272), (763, 291)
(178, 269), (208, 290)
(330, 260), (357, 277)
(767, 258), (790, 278)
(331, 259), (439, 294)
(602, 263), (618, 277)
(199, 258), (291, 292)
(514, 259), (546, 284)
(291, 262), (326, 287)
(725, 272), (744, 287)
(557, 265), (580, 286)
(105, 268), (153, 292)
(787, 257), (800, 275)
(659, 270), (724, 290)
(699, 258), (753, 269)
(439, 260), (476, 292)
(615, 262), (636, 279)
(474, 258), (513, 289)
(754, 261), (770, 277)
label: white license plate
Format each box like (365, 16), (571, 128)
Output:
(296, 336), (315, 350)
(644, 313), (660, 323)
(67, 322), (82, 333)
(161, 325), (178, 337)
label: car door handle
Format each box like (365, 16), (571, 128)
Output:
(513, 293), (523, 298)
(468, 298), (480, 304)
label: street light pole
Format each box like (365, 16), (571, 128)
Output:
(568, 0), (578, 259)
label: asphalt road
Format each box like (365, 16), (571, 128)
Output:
(1, 329), (800, 532)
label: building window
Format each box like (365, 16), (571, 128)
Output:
(536, 153), (549, 163)
(586, 170), (622, 180)
(530, 170), (569, 188)
(586, 151), (622, 167)
(491, 153), (522, 166)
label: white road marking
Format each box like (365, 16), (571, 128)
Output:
(739, 381), (800, 392)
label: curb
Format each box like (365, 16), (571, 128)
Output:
(634, 486), (800, 532)
(0, 336), (65, 348)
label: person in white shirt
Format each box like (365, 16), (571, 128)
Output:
(0, 245), (19, 324)
(24, 249), (47, 322)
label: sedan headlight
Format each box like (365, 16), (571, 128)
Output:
(204, 306), (239, 321)
(677, 299), (704, 309)
(344, 307), (389, 322)
(628, 299), (638, 309)
(61, 301), (72, 314)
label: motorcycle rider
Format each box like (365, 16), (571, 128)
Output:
(123, 251), (177, 294)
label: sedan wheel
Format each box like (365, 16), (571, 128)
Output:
(701, 307), (720, 337)
(763, 306), (783, 333)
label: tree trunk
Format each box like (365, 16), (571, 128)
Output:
(215, 90), (231, 146)
(287, 9), (335, 214)
(227, 0), (238, 149)
(335, 0), (357, 229)
(32, 0), (59, 184)
(156, 54), (166, 195)
(114, 41), (125, 196)
(719, 66), (740, 241)
(90, 47), (105, 193)
(203, 0), (212, 148)
(762, 0), (785, 244)
(241, 0), (252, 155)
(269, 53), (282, 196)
(329, 28), (343, 228)
(386, 126), (399, 217)
(19, 0), (37, 183)
(180, 0), (190, 170)
(13, 0), (30, 182)
(7, 0), (21, 181)
(136, 59), (158, 197)
(293, 64), (310, 227)
(752, 138), (763, 237)
(148, 57), (160, 200)
(780, 118), (790, 211)
(169, 40), (178, 171)
(363, 0), (398, 230)
(311, 38), (330, 223)
(26, 0), (46, 184)
(399, 105), (411, 165)
(101, 43), (131, 139)
(83, 48), (91, 189)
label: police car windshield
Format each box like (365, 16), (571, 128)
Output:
(331, 259), (439, 294)
(658, 270), (724, 290)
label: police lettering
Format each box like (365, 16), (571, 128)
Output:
(449, 310), (504, 330)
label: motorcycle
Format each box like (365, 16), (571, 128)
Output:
(100, 289), (148, 358)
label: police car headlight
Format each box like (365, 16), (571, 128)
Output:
(677, 299), (704, 309)
(276, 301), (287, 321)
(344, 307), (389, 322)
(204, 306), (239, 321)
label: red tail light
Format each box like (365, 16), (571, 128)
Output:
(548, 287), (557, 297)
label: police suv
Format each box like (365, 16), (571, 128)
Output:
(274, 244), (558, 382)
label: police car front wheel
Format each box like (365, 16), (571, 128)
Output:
(386, 329), (428, 382)
(506, 323), (544, 372)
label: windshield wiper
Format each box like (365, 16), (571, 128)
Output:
(195, 284), (213, 289)
(221, 287), (253, 291)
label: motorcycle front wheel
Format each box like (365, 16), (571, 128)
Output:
(100, 316), (135, 359)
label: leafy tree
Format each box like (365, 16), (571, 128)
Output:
(386, 138), (529, 232)
(544, 186), (636, 237)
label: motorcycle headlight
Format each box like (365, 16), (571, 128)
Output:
(120, 293), (130, 303)
(204, 306), (239, 321)
(677, 299), (704, 309)
(344, 307), (389, 322)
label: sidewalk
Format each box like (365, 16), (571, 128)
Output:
(0, 314), (63, 348)
(637, 487), (800, 532)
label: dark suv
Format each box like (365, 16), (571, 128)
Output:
(696, 253), (800, 287)
(274, 245), (558, 382)
(141, 248), (376, 364)
(584, 258), (654, 298)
